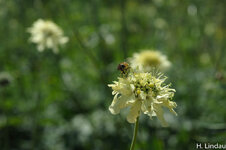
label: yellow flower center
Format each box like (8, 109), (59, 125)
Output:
(133, 78), (158, 97)
(142, 56), (161, 67)
(138, 52), (161, 67)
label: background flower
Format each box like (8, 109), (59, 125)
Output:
(28, 19), (68, 53)
(128, 50), (171, 72)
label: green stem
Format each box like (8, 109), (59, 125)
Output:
(130, 117), (139, 150)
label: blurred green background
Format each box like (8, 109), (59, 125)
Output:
(0, 0), (226, 150)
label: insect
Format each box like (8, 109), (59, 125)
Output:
(117, 62), (130, 74)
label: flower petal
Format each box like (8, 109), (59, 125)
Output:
(127, 100), (142, 123)
(154, 105), (168, 127)
(109, 94), (129, 115)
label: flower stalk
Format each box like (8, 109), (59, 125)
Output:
(130, 116), (139, 150)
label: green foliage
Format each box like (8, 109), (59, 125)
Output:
(0, 0), (225, 150)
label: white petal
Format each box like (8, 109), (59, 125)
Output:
(109, 94), (129, 115)
(126, 100), (142, 123)
(154, 105), (168, 127)
(60, 37), (69, 44)
(46, 38), (54, 48)
(139, 91), (146, 100)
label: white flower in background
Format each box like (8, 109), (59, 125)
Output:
(27, 19), (68, 53)
(91, 109), (115, 134)
(108, 70), (177, 126)
(71, 115), (93, 143)
(0, 72), (13, 86)
(187, 4), (197, 16)
(128, 50), (171, 72)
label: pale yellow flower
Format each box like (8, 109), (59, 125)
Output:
(128, 50), (171, 72)
(28, 19), (68, 53)
(108, 71), (177, 126)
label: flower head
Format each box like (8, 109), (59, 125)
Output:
(108, 70), (177, 126)
(28, 19), (68, 53)
(128, 50), (171, 72)
(0, 72), (13, 87)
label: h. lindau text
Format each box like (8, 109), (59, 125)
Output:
(196, 143), (226, 149)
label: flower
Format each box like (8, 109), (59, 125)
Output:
(108, 71), (177, 126)
(0, 72), (13, 87)
(128, 50), (171, 72)
(28, 19), (68, 53)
